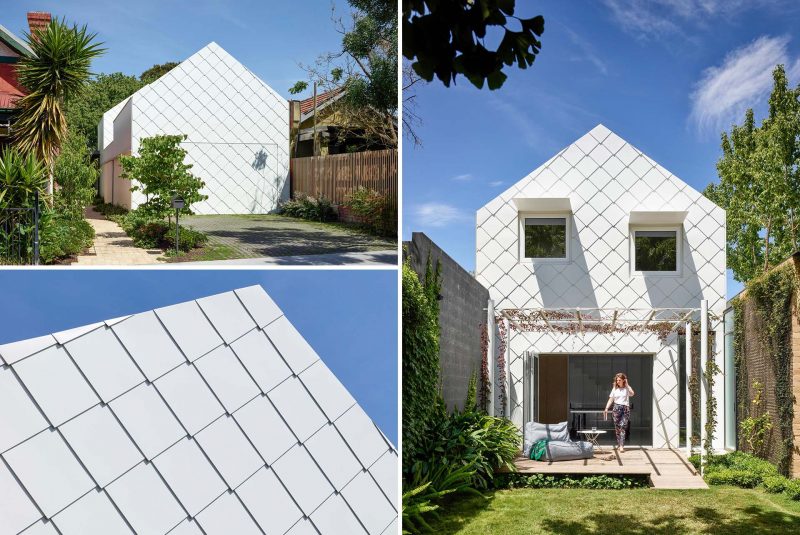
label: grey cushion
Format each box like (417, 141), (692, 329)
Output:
(541, 440), (594, 461)
(522, 421), (569, 457)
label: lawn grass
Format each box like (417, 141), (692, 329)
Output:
(430, 486), (800, 534)
(166, 243), (245, 262)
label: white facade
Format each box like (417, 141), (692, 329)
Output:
(98, 42), (290, 215)
(0, 286), (397, 535)
(476, 125), (727, 449)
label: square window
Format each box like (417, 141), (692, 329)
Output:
(633, 229), (679, 273)
(520, 216), (568, 260)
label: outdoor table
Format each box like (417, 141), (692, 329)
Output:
(578, 429), (607, 454)
(569, 409), (606, 436)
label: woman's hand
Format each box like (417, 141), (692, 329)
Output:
(627, 384), (635, 396)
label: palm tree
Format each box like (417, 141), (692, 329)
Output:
(12, 19), (104, 195)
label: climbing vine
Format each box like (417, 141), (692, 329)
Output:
(704, 349), (720, 457)
(496, 317), (507, 417)
(479, 323), (490, 412)
(732, 297), (747, 450)
(746, 262), (796, 475)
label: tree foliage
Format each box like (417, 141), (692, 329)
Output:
(53, 132), (99, 217)
(65, 73), (143, 148)
(705, 65), (800, 282)
(290, 0), (397, 148)
(403, 0), (544, 90)
(12, 18), (104, 194)
(119, 135), (207, 220)
(140, 62), (179, 84)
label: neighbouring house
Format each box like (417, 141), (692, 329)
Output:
(0, 12), (50, 148)
(98, 42), (290, 215)
(289, 87), (390, 157)
(477, 124), (728, 451)
(0, 285), (398, 534)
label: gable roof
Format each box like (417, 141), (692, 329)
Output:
(0, 285), (398, 535)
(299, 86), (345, 120)
(0, 22), (33, 57)
(480, 124), (723, 215)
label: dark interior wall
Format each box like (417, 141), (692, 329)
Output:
(404, 232), (490, 412)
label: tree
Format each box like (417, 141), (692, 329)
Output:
(290, 0), (397, 148)
(119, 135), (207, 220)
(65, 73), (144, 148)
(403, 0), (544, 90)
(53, 132), (99, 218)
(705, 65), (800, 282)
(12, 19), (104, 195)
(140, 62), (179, 84)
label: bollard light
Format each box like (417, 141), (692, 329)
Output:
(171, 195), (185, 255)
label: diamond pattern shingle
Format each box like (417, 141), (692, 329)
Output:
(0, 285), (396, 534)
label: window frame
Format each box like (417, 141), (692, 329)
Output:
(629, 225), (682, 277)
(518, 213), (571, 264)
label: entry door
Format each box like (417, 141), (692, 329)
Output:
(568, 354), (653, 445)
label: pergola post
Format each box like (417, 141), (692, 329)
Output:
(487, 299), (495, 417)
(700, 299), (708, 472)
(504, 317), (511, 419)
(685, 320), (692, 456)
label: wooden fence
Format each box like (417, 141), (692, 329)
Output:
(291, 149), (397, 205)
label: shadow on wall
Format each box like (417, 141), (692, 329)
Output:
(533, 216), (599, 309)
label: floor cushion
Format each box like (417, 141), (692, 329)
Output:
(523, 421), (569, 457)
(541, 440), (594, 461)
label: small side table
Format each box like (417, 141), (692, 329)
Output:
(578, 429), (607, 454)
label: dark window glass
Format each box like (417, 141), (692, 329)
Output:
(634, 230), (677, 271)
(524, 218), (566, 258)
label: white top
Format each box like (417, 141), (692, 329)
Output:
(609, 386), (631, 406)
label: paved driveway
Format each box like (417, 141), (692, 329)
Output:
(181, 214), (397, 260)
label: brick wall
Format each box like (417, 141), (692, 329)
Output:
(404, 233), (489, 412)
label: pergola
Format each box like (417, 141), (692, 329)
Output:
(487, 300), (720, 463)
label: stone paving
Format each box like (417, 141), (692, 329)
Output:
(180, 214), (398, 260)
(72, 208), (164, 266)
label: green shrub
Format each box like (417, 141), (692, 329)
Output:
(496, 473), (649, 490)
(402, 462), (481, 534)
(784, 479), (800, 500)
(705, 468), (761, 488)
(40, 214), (94, 263)
(53, 132), (98, 218)
(116, 209), (208, 251)
(164, 226), (208, 251)
(762, 475), (789, 493)
(279, 195), (335, 222)
(93, 197), (128, 218)
(344, 186), (396, 236)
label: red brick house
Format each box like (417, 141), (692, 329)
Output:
(0, 12), (50, 146)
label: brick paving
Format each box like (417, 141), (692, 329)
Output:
(180, 214), (397, 259)
(72, 208), (164, 265)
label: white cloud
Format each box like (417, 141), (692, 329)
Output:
(489, 180), (504, 187)
(451, 174), (473, 182)
(412, 202), (468, 228)
(564, 26), (608, 75)
(690, 35), (800, 135)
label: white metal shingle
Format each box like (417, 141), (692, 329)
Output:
(65, 328), (145, 402)
(194, 416), (262, 489)
(230, 329), (292, 393)
(105, 462), (186, 535)
(341, 471), (396, 535)
(0, 334), (56, 365)
(18, 521), (58, 535)
(12, 346), (99, 427)
(335, 405), (390, 469)
(195, 492), (261, 535)
(51, 490), (132, 535)
(109, 383), (185, 460)
(168, 519), (204, 535)
(0, 367), (48, 453)
(152, 438), (226, 516)
(52, 323), (103, 345)
(236, 467), (302, 535)
(155, 364), (225, 435)
(3, 430), (94, 517)
(304, 424), (362, 491)
(286, 519), (320, 535)
(233, 396), (297, 465)
(234, 286), (282, 328)
(310, 494), (366, 535)
(264, 316), (319, 373)
(112, 311), (186, 381)
(194, 345), (259, 413)
(155, 301), (223, 361)
(59, 405), (142, 487)
(196, 292), (256, 344)
(368, 451), (398, 510)
(300, 360), (356, 422)
(268, 377), (327, 442)
(272, 445), (333, 516)
(0, 459), (41, 535)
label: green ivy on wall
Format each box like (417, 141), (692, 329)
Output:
(401, 256), (442, 475)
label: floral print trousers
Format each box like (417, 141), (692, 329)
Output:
(612, 403), (630, 448)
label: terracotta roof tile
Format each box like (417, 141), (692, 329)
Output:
(299, 87), (343, 116)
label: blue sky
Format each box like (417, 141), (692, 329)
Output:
(7, 0), (351, 100)
(0, 270), (398, 443)
(403, 0), (800, 299)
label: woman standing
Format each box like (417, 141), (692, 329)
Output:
(603, 373), (635, 453)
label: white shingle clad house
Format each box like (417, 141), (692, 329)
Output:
(477, 125), (728, 451)
(0, 286), (397, 535)
(98, 42), (290, 215)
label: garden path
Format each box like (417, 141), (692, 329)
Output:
(72, 208), (164, 265)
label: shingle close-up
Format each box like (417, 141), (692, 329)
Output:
(0, 285), (398, 535)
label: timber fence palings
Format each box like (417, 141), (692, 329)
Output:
(291, 149), (397, 206)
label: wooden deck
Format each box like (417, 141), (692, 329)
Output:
(513, 447), (708, 489)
